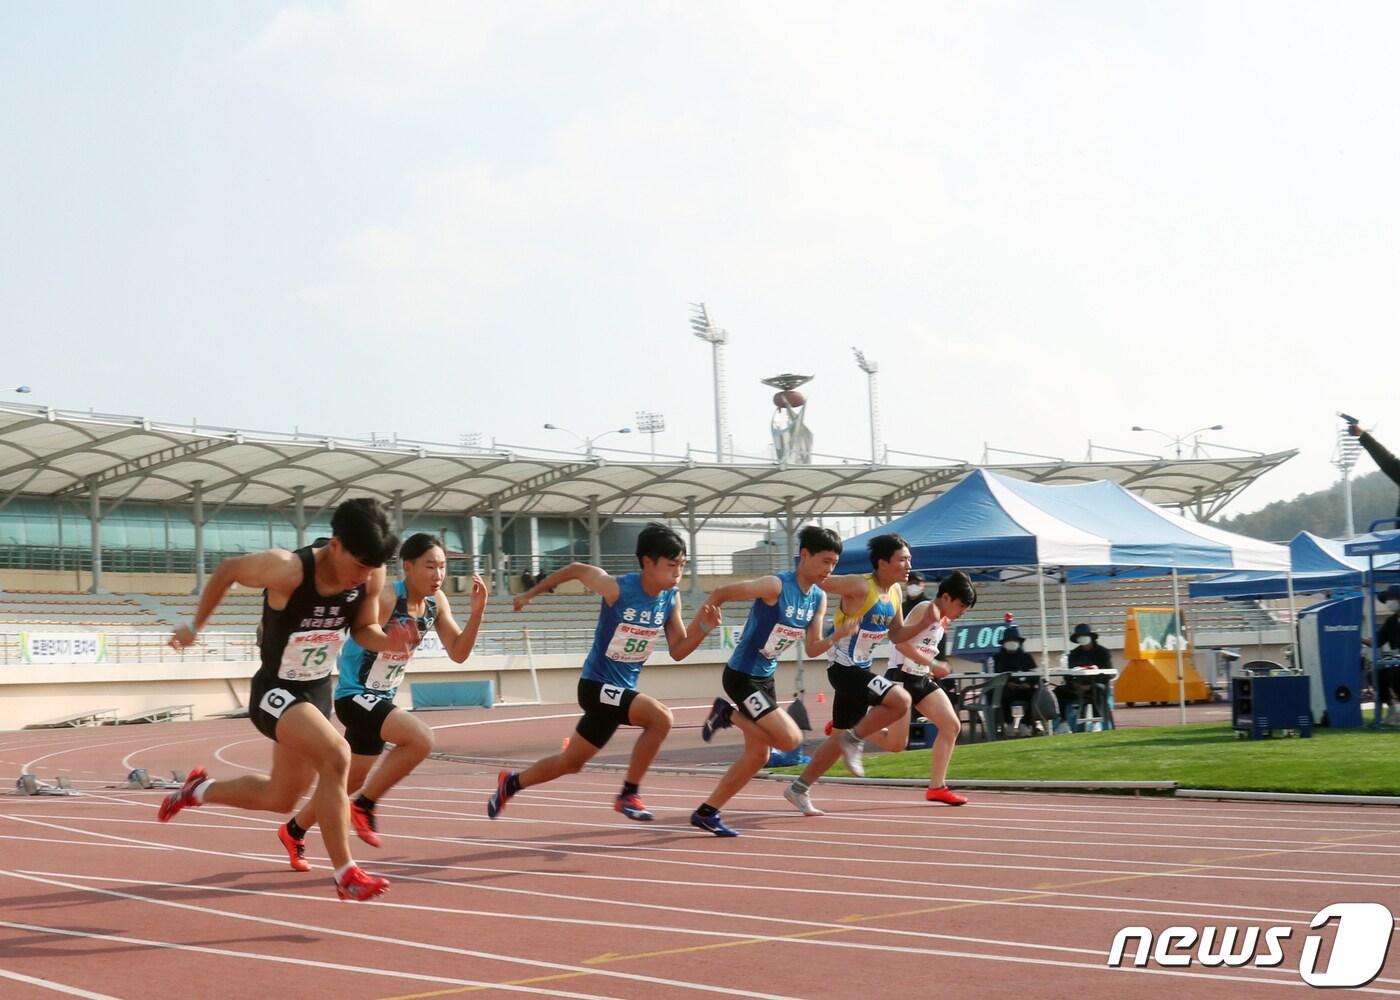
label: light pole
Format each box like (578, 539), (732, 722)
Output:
(544, 423), (631, 458)
(852, 348), (882, 463)
(1131, 423), (1223, 459)
(690, 303), (730, 462)
(635, 411), (665, 461)
(1334, 423), (1362, 536)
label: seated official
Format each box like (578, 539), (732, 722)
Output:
(992, 626), (1040, 733)
(1055, 623), (1112, 727)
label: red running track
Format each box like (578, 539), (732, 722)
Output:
(0, 702), (1397, 999)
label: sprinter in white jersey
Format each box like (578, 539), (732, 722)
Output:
(882, 571), (977, 805)
(486, 523), (720, 822)
(275, 532), (488, 871)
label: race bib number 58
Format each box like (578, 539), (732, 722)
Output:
(605, 623), (662, 663)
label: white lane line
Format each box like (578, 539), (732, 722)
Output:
(213, 737), (269, 772)
(4, 797), (1369, 926)
(0, 919), (623, 1000)
(16, 868), (1108, 959)
(366, 795), (1400, 872)
(0, 967), (121, 999)
(28, 868), (1386, 994)
(413, 776), (1400, 838)
(119, 733), (221, 770)
(7, 872), (1383, 995)
(21, 736), (176, 775)
(0, 873), (801, 1000)
(0, 810), (1348, 933)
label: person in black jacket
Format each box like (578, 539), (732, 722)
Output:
(992, 625), (1039, 732)
(1347, 418), (1400, 518)
(1376, 585), (1400, 725)
(1056, 623), (1113, 730)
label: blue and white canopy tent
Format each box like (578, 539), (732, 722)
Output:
(1189, 531), (1400, 601)
(835, 470), (1293, 721)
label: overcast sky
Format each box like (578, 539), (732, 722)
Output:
(4, 2), (1398, 516)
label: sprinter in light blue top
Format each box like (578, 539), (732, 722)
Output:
(580, 572), (679, 690)
(335, 579), (438, 702)
(687, 526), (859, 836)
(487, 523), (721, 824)
(727, 570), (823, 679)
(277, 533), (488, 870)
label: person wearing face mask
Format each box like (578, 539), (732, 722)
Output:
(992, 626), (1039, 733)
(1056, 623), (1113, 730)
(902, 571), (928, 612)
(1375, 586), (1400, 725)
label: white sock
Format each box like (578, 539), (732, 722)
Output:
(333, 862), (355, 881)
(192, 779), (214, 803)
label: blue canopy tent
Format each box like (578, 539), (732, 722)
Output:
(835, 470), (1292, 721)
(1189, 531), (1400, 601)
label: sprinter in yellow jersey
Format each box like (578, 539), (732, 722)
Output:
(783, 533), (925, 816)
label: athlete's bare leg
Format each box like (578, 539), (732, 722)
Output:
(915, 687), (961, 788)
(358, 709), (433, 801)
(622, 693), (673, 786)
(703, 709), (801, 811)
(796, 686), (911, 785)
(293, 751), (375, 832)
(518, 730), (604, 788)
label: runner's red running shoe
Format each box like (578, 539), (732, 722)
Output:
(350, 800), (381, 848)
(925, 785), (968, 806)
(614, 792), (654, 821)
(335, 866), (389, 901)
(157, 767), (207, 822)
(278, 823), (311, 872)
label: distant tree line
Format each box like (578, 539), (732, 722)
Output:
(1212, 470), (1400, 541)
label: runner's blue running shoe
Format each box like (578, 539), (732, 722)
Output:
(701, 698), (734, 742)
(615, 792), (654, 821)
(689, 809), (738, 837)
(486, 769), (514, 819)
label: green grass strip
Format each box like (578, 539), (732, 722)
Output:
(776, 723), (1400, 796)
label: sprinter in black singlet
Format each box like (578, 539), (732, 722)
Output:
(161, 498), (414, 902)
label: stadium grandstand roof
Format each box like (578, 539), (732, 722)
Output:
(0, 403), (1294, 522)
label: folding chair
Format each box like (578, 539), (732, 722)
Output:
(958, 673), (1009, 742)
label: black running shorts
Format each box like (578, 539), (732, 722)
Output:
(722, 667), (780, 722)
(827, 662), (898, 730)
(335, 693), (399, 756)
(249, 674), (332, 742)
(575, 678), (639, 749)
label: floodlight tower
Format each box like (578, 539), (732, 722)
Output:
(852, 347), (882, 463)
(690, 303), (730, 463)
(635, 410), (666, 461)
(1334, 423), (1363, 536)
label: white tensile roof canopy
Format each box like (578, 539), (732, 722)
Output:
(0, 404), (1294, 523)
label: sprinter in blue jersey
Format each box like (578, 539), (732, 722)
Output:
(686, 525), (859, 836)
(274, 532), (488, 870)
(784, 533), (925, 816)
(487, 523), (721, 822)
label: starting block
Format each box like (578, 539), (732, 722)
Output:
(127, 768), (183, 789)
(16, 773), (79, 796)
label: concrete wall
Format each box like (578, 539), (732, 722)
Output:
(0, 629), (1292, 732)
(0, 646), (825, 732)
